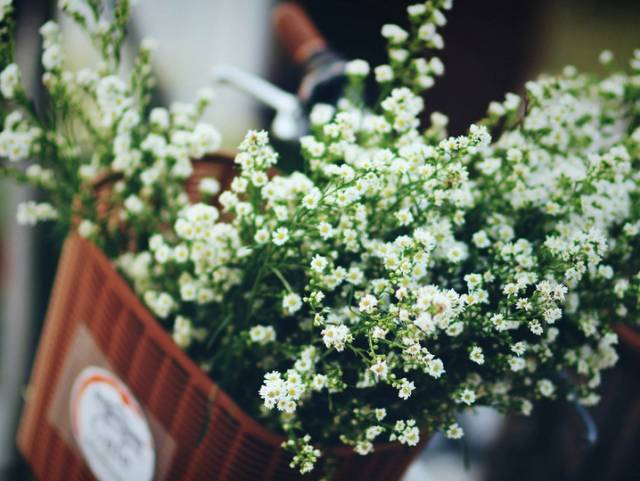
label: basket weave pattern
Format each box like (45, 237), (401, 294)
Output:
(17, 233), (424, 481)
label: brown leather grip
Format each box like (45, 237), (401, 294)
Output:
(273, 2), (327, 65)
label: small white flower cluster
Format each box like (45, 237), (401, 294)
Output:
(465, 50), (640, 410)
(1, 0), (220, 254)
(0, 111), (41, 162)
(379, 0), (451, 92)
(321, 323), (352, 351)
(389, 419), (421, 447)
(130, 19), (640, 472)
(16, 201), (58, 226)
(249, 324), (276, 345)
(259, 370), (304, 413)
(283, 435), (321, 474)
(4, 0), (640, 477)
(173, 315), (195, 349)
(0, 63), (20, 99)
(40, 19), (63, 72)
(445, 422), (464, 439)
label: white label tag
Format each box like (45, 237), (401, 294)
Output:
(70, 366), (156, 481)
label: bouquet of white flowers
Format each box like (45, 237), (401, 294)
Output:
(119, 2), (640, 474)
(2, 0), (640, 478)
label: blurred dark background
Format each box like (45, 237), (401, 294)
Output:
(1, 1), (638, 480)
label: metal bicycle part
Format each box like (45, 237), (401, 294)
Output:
(211, 65), (308, 141)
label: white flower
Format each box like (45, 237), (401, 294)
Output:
(0, 64), (21, 99)
(370, 359), (388, 379)
(317, 222), (334, 240)
(282, 292), (302, 315)
(251, 171), (268, 187)
(365, 426), (383, 442)
(414, 313), (435, 333)
(381, 24), (409, 44)
(457, 388), (476, 405)
(418, 22), (436, 41)
(25, 164), (53, 187)
(140, 37), (158, 52)
(249, 325), (276, 345)
(321, 324), (351, 351)
(614, 279), (629, 298)
(372, 326), (387, 340)
(417, 75), (434, 89)
(173, 244), (189, 263)
(199, 177), (221, 196)
(309, 104), (335, 126)
(526, 319), (542, 335)
(469, 346), (485, 365)
(311, 374), (327, 391)
(426, 358), (445, 378)
(190, 123), (221, 157)
(429, 57), (445, 76)
(538, 379), (555, 398)
(180, 283), (197, 301)
(1, 128), (35, 163)
(511, 341), (527, 356)
(78, 219), (97, 238)
(172, 315), (193, 349)
(345, 59), (370, 77)
(346, 267), (364, 285)
(42, 45), (63, 71)
(399, 426), (420, 446)
(273, 227), (290, 246)
(397, 378), (415, 400)
(407, 4), (426, 17)
(445, 422), (464, 439)
(472, 230), (490, 248)
(354, 440), (374, 455)
(446, 244), (466, 263)
(389, 48), (409, 63)
(118, 110), (140, 132)
(154, 244), (171, 264)
(302, 189), (321, 209)
(374, 65), (394, 83)
(310, 255), (328, 273)
(359, 294), (378, 313)
(509, 357), (526, 372)
(396, 208), (414, 226)
(75, 68), (97, 89)
(254, 228), (270, 244)
(124, 194), (144, 214)
(150, 107), (170, 130)
(16, 201), (58, 225)
(488, 101), (505, 117)
(259, 372), (287, 409)
(146, 291), (174, 319)
(599, 50), (613, 65)
(543, 307), (562, 324)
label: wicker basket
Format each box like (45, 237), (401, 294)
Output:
(17, 156), (426, 481)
